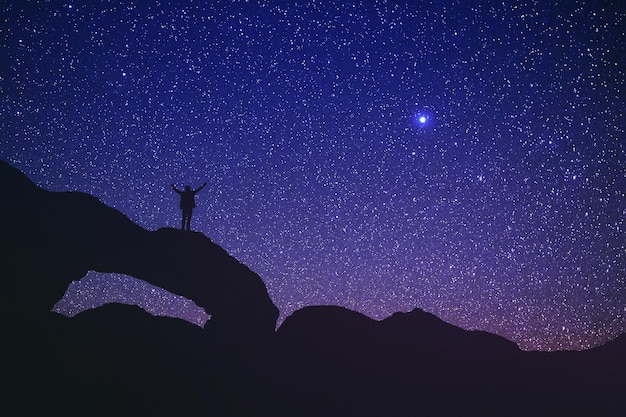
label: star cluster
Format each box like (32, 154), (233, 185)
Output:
(1, 0), (624, 351)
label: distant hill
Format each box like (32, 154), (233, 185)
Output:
(1, 160), (624, 417)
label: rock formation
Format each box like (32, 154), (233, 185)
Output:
(0, 160), (279, 337)
(1, 159), (624, 417)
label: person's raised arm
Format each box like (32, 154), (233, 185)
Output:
(194, 182), (207, 193)
(171, 184), (182, 194)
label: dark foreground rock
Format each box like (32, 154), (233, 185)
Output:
(1, 160), (624, 417)
(0, 160), (279, 337)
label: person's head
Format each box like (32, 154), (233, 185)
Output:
(185, 185), (191, 191)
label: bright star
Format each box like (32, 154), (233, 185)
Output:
(412, 111), (431, 128)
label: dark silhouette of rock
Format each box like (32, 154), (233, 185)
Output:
(379, 307), (520, 358)
(275, 305), (520, 363)
(0, 160), (278, 337)
(274, 305), (624, 417)
(1, 159), (624, 417)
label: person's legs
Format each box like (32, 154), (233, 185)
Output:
(186, 211), (192, 230)
(182, 209), (192, 230)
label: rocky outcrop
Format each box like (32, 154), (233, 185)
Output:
(1, 159), (624, 417)
(0, 160), (278, 337)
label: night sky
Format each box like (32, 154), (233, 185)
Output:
(1, 0), (624, 351)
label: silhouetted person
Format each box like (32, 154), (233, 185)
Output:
(171, 182), (206, 231)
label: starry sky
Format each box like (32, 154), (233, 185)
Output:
(1, 0), (624, 351)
